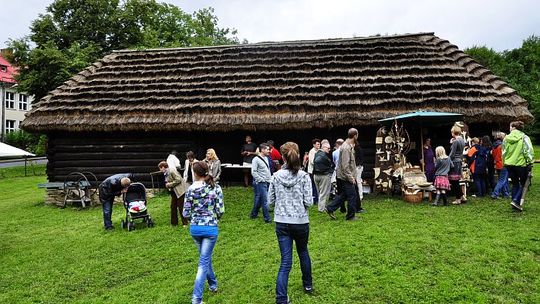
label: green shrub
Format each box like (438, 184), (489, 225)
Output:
(4, 130), (46, 156)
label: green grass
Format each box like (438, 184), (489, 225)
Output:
(1, 165), (539, 304)
(534, 145), (540, 161)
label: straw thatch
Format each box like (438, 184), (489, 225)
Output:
(21, 32), (532, 133)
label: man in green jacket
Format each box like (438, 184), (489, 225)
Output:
(502, 121), (534, 210)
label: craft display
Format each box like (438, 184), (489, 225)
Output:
(374, 121), (411, 194)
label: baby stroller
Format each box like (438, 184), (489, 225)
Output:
(121, 182), (154, 231)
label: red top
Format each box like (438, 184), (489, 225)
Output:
(0, 54), (17, 84)
(270, 147), (282, 161)
(492, 144), (503, 170)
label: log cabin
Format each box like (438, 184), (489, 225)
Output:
(21, 32), (532, 187)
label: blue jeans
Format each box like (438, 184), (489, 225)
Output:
(99, 192), (114, 229)
(250, 181), (271, 222)
(326, 178), (357, 219)
(473, 172), (486, 197)
(492, 168), (510, 198)
(191, 235), (218, 304)
(507, 165), (529, 203)
(275, 222), (312, 304)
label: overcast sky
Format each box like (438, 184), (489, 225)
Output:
(1, 0), (539, 51)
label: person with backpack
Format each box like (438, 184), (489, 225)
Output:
(482, 135), (495, 192)
(467, 137), (489, 197)
(503, 121), (534, 210)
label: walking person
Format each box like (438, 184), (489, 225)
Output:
(99, 173), (132, 230)
(313, 142), (334, 212)
(502, 121), (534, 211)
(491, 132), (510, 199)
(158, 161), (188, 227)
(431, 147), (452, 206)
(183, 161), (225, 304)
(326, 128), (359, 220)
(268, 142), (314, 304)
(448, 125), (467, 205)
(250, 143), (272, 223)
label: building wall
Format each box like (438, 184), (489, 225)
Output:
(44, 122), (503, 188)
(1, 86), (33, 137)
(45, 127), (378, 187)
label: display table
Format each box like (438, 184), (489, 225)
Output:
(221, 163), (252, 187)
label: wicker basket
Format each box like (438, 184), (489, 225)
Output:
(403, 191), (423, 203)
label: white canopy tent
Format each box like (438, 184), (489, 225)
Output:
(0, 142), (35, 158)
(0, 142), (36, 176)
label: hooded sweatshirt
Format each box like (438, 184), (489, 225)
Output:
(503, 130), (534, 167)
(183, 181), (225, 236)
(268, 168), (313, 224)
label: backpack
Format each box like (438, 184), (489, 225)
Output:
(473, 146), (489, 173)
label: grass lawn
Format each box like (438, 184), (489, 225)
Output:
(1, 165), (539, 304)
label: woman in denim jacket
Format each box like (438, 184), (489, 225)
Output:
(268, 142), (314, 304)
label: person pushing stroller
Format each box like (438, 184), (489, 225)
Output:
(99, 173), (133, 230)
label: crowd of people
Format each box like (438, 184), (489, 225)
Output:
(422, 120), (534, 210)
(95, 121), (533, 304)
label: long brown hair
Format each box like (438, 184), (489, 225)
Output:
(192, 161), (216, 188)
(280, 142), (301, 174)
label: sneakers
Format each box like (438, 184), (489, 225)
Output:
(451, 199), (461, 205)
(105, 226), (114, 231)
(304, 286), (314, 294)
(356, 208), (366, 213)
(346, 216), (359, 221)
(510, 201), (523, 211)
(326, 210), (336, 220)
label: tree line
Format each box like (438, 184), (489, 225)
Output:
(465, 36), (540, 142)
(5, 0), (240, 102)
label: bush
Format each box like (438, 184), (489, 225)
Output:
(4, 130), (47, 156)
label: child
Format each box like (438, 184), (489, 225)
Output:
(182, 161), (225, 304)
(432, 146), (452, 206)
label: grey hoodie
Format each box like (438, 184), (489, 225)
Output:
(268, 168), (313, 224)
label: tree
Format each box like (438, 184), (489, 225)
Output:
(6, 0), (239, 101)
(465, 36), (540, 142)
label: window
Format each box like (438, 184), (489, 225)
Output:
(6, 120), (16, 133)
(5, 92), (15, 109)
(18, 94), (28, 111)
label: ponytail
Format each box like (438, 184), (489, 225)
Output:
(280, 142), (301, 174)
(192, 161), (216, 188)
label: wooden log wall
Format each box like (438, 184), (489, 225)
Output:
(46, 123), (497, 188)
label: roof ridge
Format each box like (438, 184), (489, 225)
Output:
(112, 32), (436, 54)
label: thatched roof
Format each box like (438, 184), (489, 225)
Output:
(22, 32), (532, 133)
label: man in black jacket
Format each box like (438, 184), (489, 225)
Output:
(99, 173), (133, 230)
(313, 142), (334, 212)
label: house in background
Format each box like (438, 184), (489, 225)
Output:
(1, 51), (34, 141)
(21, 33), (533, 186)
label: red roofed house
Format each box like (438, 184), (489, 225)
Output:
(1, 51), (33, 140)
